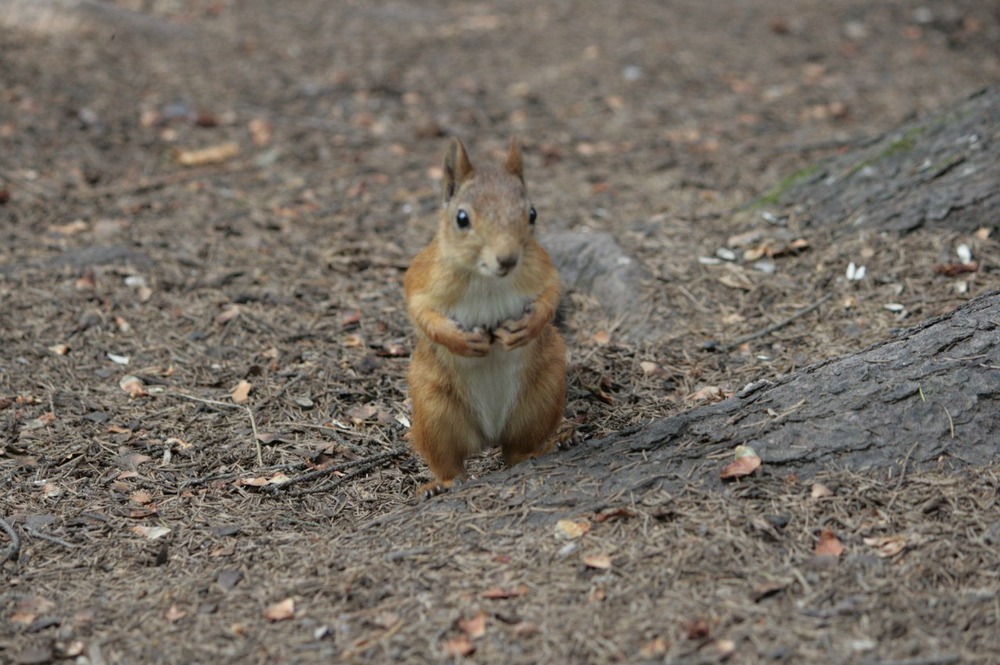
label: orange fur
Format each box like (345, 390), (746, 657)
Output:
(405, 138), (567, 498)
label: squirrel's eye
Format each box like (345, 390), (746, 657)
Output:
(528, 207), (537, 225)
(456, 209), (471, 230)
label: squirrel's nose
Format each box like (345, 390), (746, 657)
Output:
(497, 254), (518, 271)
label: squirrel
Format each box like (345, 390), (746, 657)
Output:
(404, 137), (567, 498)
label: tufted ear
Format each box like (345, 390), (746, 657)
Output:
(504, 136), (523, 183)
(442, 137), (475, 202)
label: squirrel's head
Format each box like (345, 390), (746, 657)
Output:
(437, 137), (537, 279)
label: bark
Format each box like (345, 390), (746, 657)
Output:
(773, 85), (1000, 234)
(502, 290), (1000, 509)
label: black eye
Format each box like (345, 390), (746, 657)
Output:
(528, 207), (537, 225)
(456, 209), (470, 229)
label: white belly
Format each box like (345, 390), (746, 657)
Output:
(455, 345), (527, 443)
(446, 274), (532, 444)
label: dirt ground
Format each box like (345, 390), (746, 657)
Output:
(2, 1), (1000, 663)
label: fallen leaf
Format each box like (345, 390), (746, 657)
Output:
(864, 535), (907, 558)
(555, 518), (591, 540)
(686, 618), (711, 640)
(165, 437), (193, 450)
(343, 334), (365, 348)
(721, 445), (762, 480)
(119, 375), (147, 398)
(264, 598), (295, 622)
(267, 472), (292, 486)
(689, 385), (724, 402)
(639, 637), (669, 659)
(49, 219), (90, 236)
(75, 270), (97, 291)
(339, 309), (362, 328)
(718, 272), (752, 291)
(176, 141), (240, 167)
(933, 262), (978, 276)
(10, 597), (56, 626)
(815, 528), (845, 557)
(165, 604), (186, 623)
(215, 304), (240, 325)
(41, 483), (62, 498)
(512, 621), (539, 637)
(810, 482), (833, 498)
(130, 490), (154, 505)
(583, 553), (612, 570)
(592, 330), (611, 345)
(133, 525), (171, 540)
(714, 639), (736, 658)
(459, 612), (487, 639)
(231, 380), (252, 404)
(21, 412), (56, 431)
(639, 361), (665, 377)
(443, 635), (475, 657)
(248, 118), (274, 146)
(481, 585), (528, 600)
(346, 403), (378, 424)
(371, 611), (400, 630)
(594, 507), (636, 523)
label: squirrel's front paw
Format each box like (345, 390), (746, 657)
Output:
(459, 328), (492, 356)
(444, 324), (492, 357)
(494, 309), (539, 350)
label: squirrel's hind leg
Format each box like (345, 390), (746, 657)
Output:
(409, 372), (480, 498)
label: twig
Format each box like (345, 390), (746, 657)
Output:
(717, 292), (834, 351)
(71, 163), (258, 200)
(264, 449), (407, 495)
(24, 527), (77, 550)
(942, 405), (955, 438)
(1, 516), (20, 562)
(176, 461), (309, 490)
(858, 654), (959, 665)
(167, 392), (263, 466)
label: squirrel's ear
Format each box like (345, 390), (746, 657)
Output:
(505, 137), (524, 183)
(442, 138), (474, 202)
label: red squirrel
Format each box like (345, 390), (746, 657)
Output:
(405, 138), (567, 497)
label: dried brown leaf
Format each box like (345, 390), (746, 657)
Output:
(215, 304), (241, 325)
(264, 598), (295, 621)
(810, 482), (833, 498)
(130, 490), (154, 505)
(583, 553), (612, 570)
(864, 535), (908, 558)
(176, 141), (240, 167)
(443, 635), (476, 657)
(721, 445), (762, 480)
(118, 375), (148, 398)
(459, 612), (487, 639)
(594, 507), (636, 523)
(231, 380), (252, 404)
(132, 525), (171, 540)
(816, 528), (845, 557)
(555, 518), (591, 540)
(165, 604), (187, 623)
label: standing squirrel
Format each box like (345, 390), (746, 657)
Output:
(405, 138), (567, 498)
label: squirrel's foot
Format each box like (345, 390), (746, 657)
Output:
(418, 475), (466, 500)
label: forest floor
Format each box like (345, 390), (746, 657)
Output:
(2, 1), (1000, 663)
